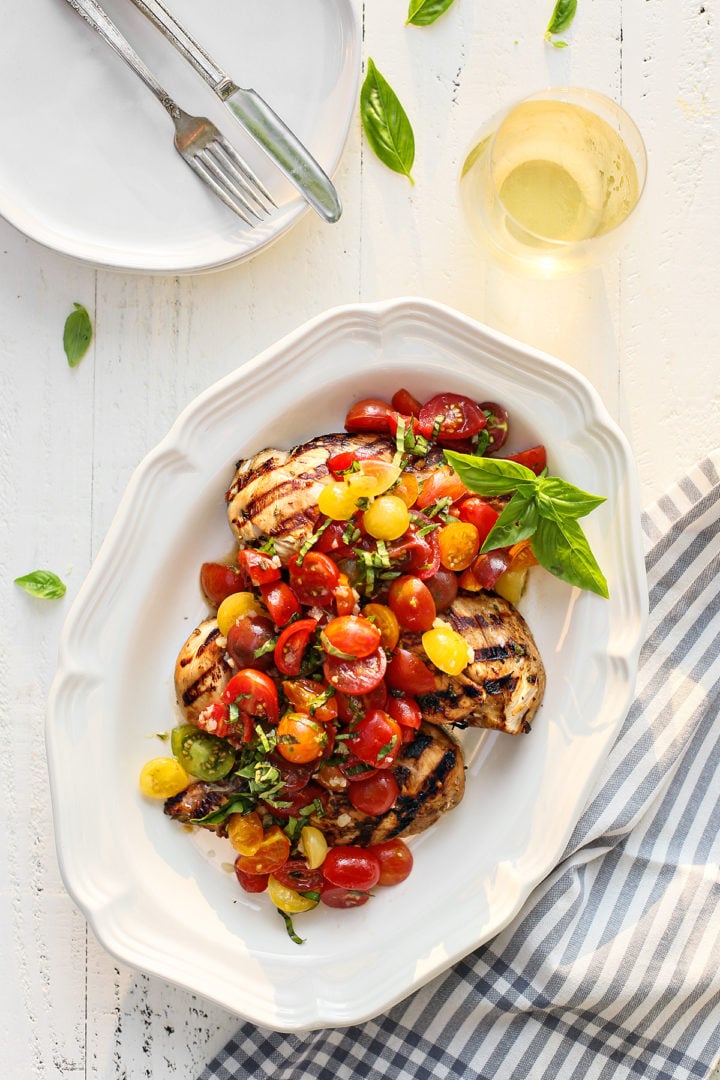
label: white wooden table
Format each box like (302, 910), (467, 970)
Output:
(1, 2), (718, 1077)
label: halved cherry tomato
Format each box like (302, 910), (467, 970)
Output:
(370, 838), (414, 886)
(415, 467), (469, 510)
(347, 709), (403, 769)
(471, 549), (512, 589)
(478, 401), (509, 451)
(282, 678), (338, 723)
(327, 450), (359, 477)
(199, 562), (245, 606)
(418, 393), (487, 441)
(335, 681), (389, 724)
(322, 615), (381, 660)
(323, 646), (387, 695)
(274, 618), (318, 676)
(322, 845), (381, 890)
(195, 702), (234, 740)
(392, 471), (420, 508)
(226, 811), (264, 855)
(272, 858), (325, 894)
(386, 694), (422, 730)
(237, 548), (281, 586)
(259, 580), (301, 626)
(226, 614), (275, 671)
(386, 649), (437, 695)
(347, 771), (399, 815)
(388, 523), (441, 580)
(362, 602), (400, 651)
(438, 520), (480, 571)
(506, 538), (539, 571)
(276, 712), (329, 763)
(313, 521), (355, 558)
(265, 781), (329, 820)
(503, 444), (547, 475)
(344, 398), (395, 433)
(457, 497), (500, 546)
(234, 825), (290, 876)
(424, 568), (458, 612)
(391, 388), (423, 415)
(320, 886), (371, 908)
(333, 580), (356, 616)
(388, 575), (436, 632)
(234, 863), (269, 893)
(222, 668), (279, 725)
(288, 552), (340, 607)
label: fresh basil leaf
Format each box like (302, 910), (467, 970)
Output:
(535, 476), (606, 519)
(444, 450), (538, 496)
(14, 570), (67, 599)
(63, 303), (93, 367)
(480, 491), (539, 552)
(531, 515), (609, 598)
(192, 794), (253, 826)
(546, 0), (577, 35)
(360, 59), (415, 183)
(407, 0), (456, 27)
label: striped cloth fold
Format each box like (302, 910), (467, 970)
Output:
(200, 452), (720, 1080)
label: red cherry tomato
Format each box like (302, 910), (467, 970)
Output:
(503, 445), (547, 475)
(391, 388), (422, 415)
(370, 838), (414, 886)
(322, 845), (381, 890)
(347, 771), (399, 815)
(199, 562), (245, 606)
(326, 450), (360, 476)
(266, 782), (328, 820)
(222, 669), (279, 725)
(313, 521), (355, 558)
(226, 614), (275, 671)
(471, 550), (512, 589)
(267, 753), (315, 795)
(274, 618), (318, 677)
(271, 858), (325, 893)
(424, 568), (458, 612)
(288, 552), (340, 607)
(346, 709), (403, 769)
(237, 548), (281, 586)
(386, 694), (422, 730)
(323, 645), (387, 695)
(335, 681), (389, 723)
(388, 575), (436, 632)
(234, 862), (269, 893)
(344, 398), (395, 433)
(386, 649), (437, 696)
(415, 468), (469, 510)
(418, 393), (487, 441)
(259, 580), (301, 626)
(320, 886), (372, 909)
(457, 497), (500, 546)
(333, 581), (356, 616)
(195, 701), (233, 739)
(321, 615), (382, 660)
(478, 401), (509, 451)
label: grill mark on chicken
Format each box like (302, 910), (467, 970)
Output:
(164, 778), (244, 834)
(174, 617), (232, 722)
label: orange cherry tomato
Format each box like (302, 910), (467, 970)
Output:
(277, 712), (329, 764)
(281, 678), (338, 723)
(438, 520), (480, 571)
(415, 467), (468, 510)
(362, 602), (400, 651)
(234, 825), (290, 876)
(388, 575), (436, 632)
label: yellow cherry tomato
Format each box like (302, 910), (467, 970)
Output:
(392, 471), (420, 507)
(494, 568), (528, 605)
(217, 590), (263, 636)
(267, 876), (318, 913)
(299, 825), (328, 869)
(357, 459), (402, 495)
(139, 757), (189, 799)
(318, 480), (361, 520)
(422, 625), (474, 676)
(226, 811), (264, 856)
(362, 602), (400, 651)
(362, 495), (411, 541)
(438, 520), (480, 571)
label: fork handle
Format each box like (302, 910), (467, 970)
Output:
(64, 0), (181, 119)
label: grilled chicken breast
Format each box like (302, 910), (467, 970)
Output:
(406, 593), (545, 735)
(174, 617), (232, 722)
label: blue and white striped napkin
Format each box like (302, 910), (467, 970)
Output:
(200, 453), (720, 1080)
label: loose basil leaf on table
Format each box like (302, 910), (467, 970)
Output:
(14, 570), (67, 599)
(360, 58), (415, 183)
(63, 302), (93, 367)
(443, 450), (609, 598)
(407, 0), (456, 27)
(545, 0), (578, 43)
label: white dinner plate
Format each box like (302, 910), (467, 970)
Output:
(0, 0), (359, 273)
(46, 298), (648, 1030)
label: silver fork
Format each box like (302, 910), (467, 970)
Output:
(64, 0), (275, 224)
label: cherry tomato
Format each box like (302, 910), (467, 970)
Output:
(322, 845), (381, 890)
(282, 678), (338, 723)
(267, 753), (315, 795)
(171, 724), (236, 781)
(226, 811), (264, 855)
(323, 646), (387, 694)
(361, 602), (400, 651)
(392, 471), (420, 507)
(333, 580), (356, 616)
(222, 668), (279, 725)
(139, 757), (189, 799)
(478, 401), (509, 451)
(388, 575), (436, 632)
(199, 562), (245, 606)
(266, 781), (328, 820)
(226, 614), (275, 671)
(471, 550), (512, 589)
(274, 618), (318, 676)
(422, 625), (472, 675)
(234, 863), (269, 893)
(503, 444), (547, 475)
(391, 388), (422, 415)
(320, 886), (371, 909)
(327, 450), (359, 476)
(276, 712), (329, 763)
(370, 838), (414, 886)
(344, 398), (395, 433)
(195, 701), (232, 738)
(237, 548), (281, 586)
(418, 393), (487, 441)
(506, 538), (539, 571)
(386, 649), (437, 695)
(313, 520), (354, 557)
(216, 591), (263, 636)
(271, 858), (325, 893)
(347, 709), (403, 769)
(335, 681), (389, 724)
(347, 770), (399, 815)
(415, 468), (469, 510)
(288, 552), (340, 607)
(322, 615), (381, 660)
(457, 497), (500, 546)
(386, 694), (422, 730)
(234, 825), (290, 876)
(424, 568), (458, 612)
(438, 520), (480, 571)
(259, 580), (301, 626)
(388, 523), (441, 580)
(362, 495), (411, 541)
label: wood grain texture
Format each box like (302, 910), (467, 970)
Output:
(0, 0), (717, 1076)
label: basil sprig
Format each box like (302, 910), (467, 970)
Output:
(360, 59), (415, 183)
(63, 303), (93, 367)
(407, 0), (456, 26)
(14, 570), (67, 599)
(444, 450), (609, 598)
(545, 0), (577, 46)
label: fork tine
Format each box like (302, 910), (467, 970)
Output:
(202, 142), (271, 217)
(194, 148), (264, 221)
(213, 137), (277, 211)
(184, 152), (256, 223)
